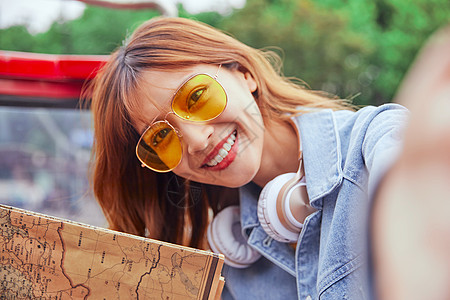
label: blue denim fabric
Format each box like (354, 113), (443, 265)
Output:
(222, 104), (408, 300)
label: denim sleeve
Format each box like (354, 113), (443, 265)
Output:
(358, 103), (409, 300)
(359, 104), (409, 199)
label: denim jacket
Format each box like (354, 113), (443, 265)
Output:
(222, 104), (408, 300)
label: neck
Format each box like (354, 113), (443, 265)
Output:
(252, 118), (301, 187)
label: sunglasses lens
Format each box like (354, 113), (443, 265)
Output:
(172, 74), (227, 121)
(136, 122), (182, 172)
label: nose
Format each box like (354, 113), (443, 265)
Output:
(177, 122), (214, 154)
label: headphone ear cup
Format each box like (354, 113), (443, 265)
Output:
(257, 173), (302, 243)
(207, 205), (261, 268)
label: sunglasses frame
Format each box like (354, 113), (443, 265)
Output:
(136, 65), (227, 172)
(136, 119), (183, 172)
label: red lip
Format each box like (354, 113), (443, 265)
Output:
(201, 130), (238, 171)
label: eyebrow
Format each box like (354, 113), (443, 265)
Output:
(140, 114), (160, 135)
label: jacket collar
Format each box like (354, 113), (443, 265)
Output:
(292, 109), (343, 206)
(236, 109), (343, 275)
(239, 108), (343, 225)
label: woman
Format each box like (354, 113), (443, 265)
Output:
(87, 17), (408, 299)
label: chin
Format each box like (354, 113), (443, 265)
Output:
(212, 167), (257, 188)
(184, 167), (253, 188)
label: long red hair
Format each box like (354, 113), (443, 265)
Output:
(86, 17), (353, 248)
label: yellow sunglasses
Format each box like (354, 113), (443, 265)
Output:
(136, 66), (227, 172)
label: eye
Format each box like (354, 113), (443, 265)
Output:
(152, 128), (171, 146)
(187, 87), (206, 110)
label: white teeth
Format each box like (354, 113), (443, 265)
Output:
(219, 148), (228, 158)
(214, 154), (223, 163)
(205, 130), (237, 167)
(206, 160), (218, 167)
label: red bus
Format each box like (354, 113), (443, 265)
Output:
(0, 0), (175, 225)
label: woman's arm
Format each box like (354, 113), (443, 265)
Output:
(372, 26), (450, 300)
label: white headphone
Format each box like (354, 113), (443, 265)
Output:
(207, 205), (262, 268)
(257, 154), (316, 243)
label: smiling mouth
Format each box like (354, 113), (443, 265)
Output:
(202, 130), (238, 170)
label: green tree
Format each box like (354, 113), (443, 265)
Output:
(305, 0), (450, 103)
(0, 6), (160, 55)
(67, 6), (160, 54)
(0, 26), (35, 52)
(217, 0), (450, 105)
(218, 0), (371, 104)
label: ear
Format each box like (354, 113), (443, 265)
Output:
(243, 72), (258, 93)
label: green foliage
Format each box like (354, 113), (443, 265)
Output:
(67, 6), (160, 54)
(216, 0), (450, 104)
(0, 0), (449, 105)
(0, 6), (159, 55)
(177, 4), (225, 28)
(312, 0), (450, 104)
(219, 0), (372, 103)
(0, 26), (36, 52)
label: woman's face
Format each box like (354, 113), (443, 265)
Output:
(136, 64), (265, 187)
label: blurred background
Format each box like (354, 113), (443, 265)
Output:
(0, 0), (449, 227)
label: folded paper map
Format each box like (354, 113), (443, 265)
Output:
(0, 205), (224, 299)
